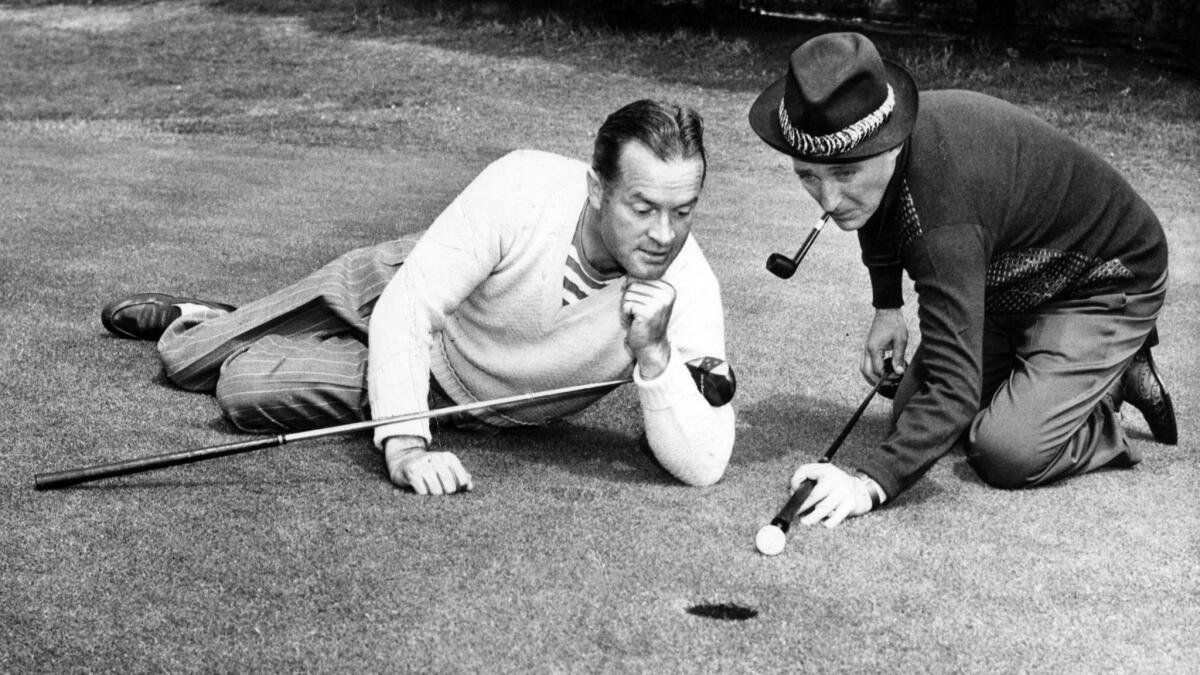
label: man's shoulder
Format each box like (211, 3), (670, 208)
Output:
(918, 89), (1057, 137)
(921, 89), (1013, 112)
(461, 150), (588, 201)
(485, 149), (588, 176)
(665, 235), (719, 287)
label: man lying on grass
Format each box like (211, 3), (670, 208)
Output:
(748, 33), (1176, 525)
(100, 99), (736, 494)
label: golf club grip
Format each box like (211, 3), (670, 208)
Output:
(33, 435), (286, 490)
(769, 479), (816, 533)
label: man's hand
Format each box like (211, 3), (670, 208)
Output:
(622, 279), (675, 379)
(385, 440), (473, 495)
(862, 307), (908, 384)
(789, 463), (875, 528)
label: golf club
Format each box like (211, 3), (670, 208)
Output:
(34, 378), (631, 490)
(756, 359), (897, 555)
(766, 212), (831, 279)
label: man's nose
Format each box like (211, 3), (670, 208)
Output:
(816, 182), (842, 213)
(648, 212), (675, 243)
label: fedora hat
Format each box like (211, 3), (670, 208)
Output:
(749, 32), (918, 163)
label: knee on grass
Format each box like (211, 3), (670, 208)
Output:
(966, 418), (1063, 490)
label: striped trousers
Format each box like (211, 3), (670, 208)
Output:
(157, 240), (414, 432)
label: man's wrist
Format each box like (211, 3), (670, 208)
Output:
(855, 472), (887, 509)
(635, 341), (672, 380)
(383, 436), (428, 456)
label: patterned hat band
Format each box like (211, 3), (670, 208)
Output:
(778, 84), (896, 158)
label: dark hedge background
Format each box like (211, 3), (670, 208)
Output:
(386, 0), (1200, 72)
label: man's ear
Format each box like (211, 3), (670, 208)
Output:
(585, 168), (604, 210)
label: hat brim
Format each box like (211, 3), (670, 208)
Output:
(748, 59), (919, 163)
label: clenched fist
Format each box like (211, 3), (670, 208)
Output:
(622, 279), (675, 379)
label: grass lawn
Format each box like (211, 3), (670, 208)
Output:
(2, 1), (1197, 672)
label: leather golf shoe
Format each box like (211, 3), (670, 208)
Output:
(101, 292), (235, 341)
(1121, 329), (1177, 445)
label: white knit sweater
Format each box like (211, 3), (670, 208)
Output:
(367, 150), (734, 486)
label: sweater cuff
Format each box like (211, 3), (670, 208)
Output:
(855, 471), (887, 507)
(868, 263), (904, 309)
(633, 346), (693, 410)
(381, 435), (428, 455)
(374, 425), (432, 451)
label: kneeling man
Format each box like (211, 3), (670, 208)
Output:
(747, 34), (1175, 525)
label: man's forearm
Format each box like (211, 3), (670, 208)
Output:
(637, 346), (734, 486)
(367, 272), (439, 449)
(634, 340), (672, 380)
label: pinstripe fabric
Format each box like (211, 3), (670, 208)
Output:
(157, 239), (413, 431)
(215, 334), (368, 432)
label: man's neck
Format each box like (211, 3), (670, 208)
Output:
(577, 202), (622, 278)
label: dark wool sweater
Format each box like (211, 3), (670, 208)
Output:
(855, 90), (1168, 498)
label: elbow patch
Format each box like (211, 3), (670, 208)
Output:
(686, 356), (736, 407)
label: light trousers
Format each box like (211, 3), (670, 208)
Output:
(156, 241), (412, 432)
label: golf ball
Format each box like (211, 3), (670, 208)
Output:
(755, 524), (787, 556)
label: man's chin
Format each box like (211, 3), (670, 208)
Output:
(633, 249), (682, 277)
(625, 262), (671, 281)
(833, 215), (868, 231)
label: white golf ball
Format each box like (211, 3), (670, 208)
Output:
(755, 524), (787, 556)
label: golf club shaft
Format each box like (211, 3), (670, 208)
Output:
(819, 368), (892, 462)
(34, 378), (631, 490)
(769, 368), (893, 528)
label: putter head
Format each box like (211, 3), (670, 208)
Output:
(766, 253), (798, 279)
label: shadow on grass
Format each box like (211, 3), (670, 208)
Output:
(736, 391), (965, 509)
(148, 403), (679, 489)
(733, 392), (896, 466)
(434, 424), (681, 487)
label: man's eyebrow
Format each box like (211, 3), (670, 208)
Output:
(629, 191), (699, 209)
(654, 193), (701, 208)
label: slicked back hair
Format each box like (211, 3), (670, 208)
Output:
(592, 99), (707, 187)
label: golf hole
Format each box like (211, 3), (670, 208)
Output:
(685, 602), (758, 621)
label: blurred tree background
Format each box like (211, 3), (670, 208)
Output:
(748, 0), (1198, 61)
(390, 0), (1200, 73)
